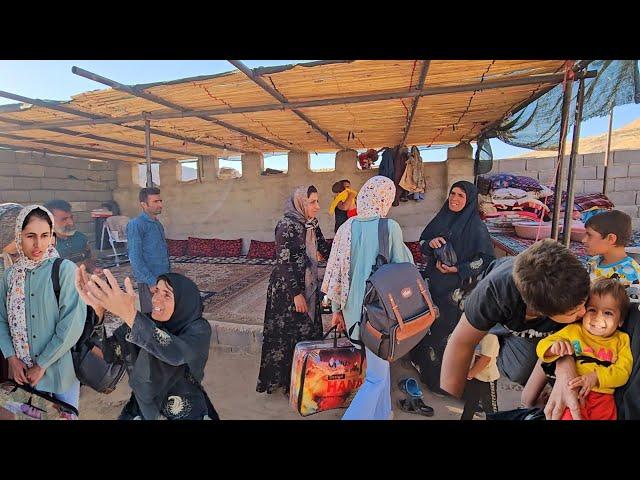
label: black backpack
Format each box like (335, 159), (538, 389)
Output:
(51, 258), (126, 394)
(359, 219), (439, 362)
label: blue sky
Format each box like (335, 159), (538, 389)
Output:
(1, 59), (638, 173)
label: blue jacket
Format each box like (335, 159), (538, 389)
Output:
(126, 212), (170, 286)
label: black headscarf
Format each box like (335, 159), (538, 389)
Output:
(128, 272), (212, 420)
(156, 273), (204, 335)
(420, 181), (494, 266)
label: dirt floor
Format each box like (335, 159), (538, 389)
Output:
(79, 346), (524, 420)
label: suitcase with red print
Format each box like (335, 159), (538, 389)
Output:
(289, 326), (366, 417)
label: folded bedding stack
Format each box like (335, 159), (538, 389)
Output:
(477, 173), (552, 226)
(477, 173), (616, 227)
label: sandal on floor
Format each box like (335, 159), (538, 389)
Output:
(397, 377), (423, 398)
(398, 397), (435, 417)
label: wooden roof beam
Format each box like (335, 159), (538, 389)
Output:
(228, 60), (347, 150)
(72, 66), (293, 152)
(400, 60), (431, 146)
(0, 73), (568, 133)
(0, 115), (208, 159)
(0, 90), (249, 154)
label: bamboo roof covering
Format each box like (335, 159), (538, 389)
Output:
(0, 60), (568, 163)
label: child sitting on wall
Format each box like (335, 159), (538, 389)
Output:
(329, 179), (358, 234)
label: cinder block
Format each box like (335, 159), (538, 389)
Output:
(582, 153), (605, 166)
(69, 202), (88, 211)
(606, 191), (637, 206)
(60, 191), (95, 202)
(29, 190), (55, 202)
(0, 164), (16, 175)
(614, 177), (640, 192)
(538, 170), (556, 184)
(0, 176), (13, 190)
(499, 158), (526, 172)
(597, 165), (628, 178)
(572, 180), (585, 193)
(17, 164), (45, 177)
(74, 212), (92, 223)
(45, 178), (89, 191)
(13, 177), (42, 190)
(584, 179), (615, 192)
(526, 157), (556, 171)
(0, 190), (31, 202)
(44, 167), (73, 179)
(575, 167), (597, 180)
(614, 205), (639, 218)
(94, 191), (113, 201)
(0, 150), (17, 163)
(614, 150), (640, 165)
(45, 155), (93, 170)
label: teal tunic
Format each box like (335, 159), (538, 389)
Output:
(0, 258), (86, 393)
(333, 217), (414, 344)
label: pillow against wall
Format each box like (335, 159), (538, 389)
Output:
(166, 239), (188, 256)
(247, 240), (276, 259)
(210, 238), (243, 257)
(187, 237), (217, 257)
(186, 237), (243, 257)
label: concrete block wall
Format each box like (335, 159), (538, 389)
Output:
(490, 150), (640, 229)
(113, 145), (476, 246)
(0, 149), (117, 241)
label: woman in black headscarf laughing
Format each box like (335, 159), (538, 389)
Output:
(410, 181), (495, 393)
(76, 266), (218, 420)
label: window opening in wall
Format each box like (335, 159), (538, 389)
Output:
(137, 163), (160, 187)
(179, 159), (200, 182)
(218, 156), (242, 179)
(262, 152), (288, 175)
(414, 145), (453, 163)
(310, 152), (336, 172)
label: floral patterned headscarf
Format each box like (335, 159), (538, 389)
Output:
(6, 205), (59, 367)
(321, 176), (395, 309)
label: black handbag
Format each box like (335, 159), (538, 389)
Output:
(52, 259), (127, 394)
(433, 241), (458, 267)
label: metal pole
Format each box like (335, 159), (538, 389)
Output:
(550, 68), (575, 241)
(603, 107), (614, 195)
(144, 118), (153, 188)
(562, 77), (586, 247)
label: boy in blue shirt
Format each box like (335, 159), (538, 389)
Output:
(583, 210), (640, 287)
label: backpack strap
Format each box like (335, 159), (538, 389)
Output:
(376, 218), (390, 266)
(51, 257), (64, 305)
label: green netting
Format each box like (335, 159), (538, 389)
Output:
(481, 60), (640, 153)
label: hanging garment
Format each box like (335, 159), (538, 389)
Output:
(393, 147), (409, 206)
(399, 146), (427, 194)
(378, 147), (395, 181)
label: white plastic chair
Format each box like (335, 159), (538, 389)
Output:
(101, 215), (130, 266)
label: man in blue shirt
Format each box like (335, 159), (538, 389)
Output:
(44, 199), (100, 274)
(126, 187), (170, 314)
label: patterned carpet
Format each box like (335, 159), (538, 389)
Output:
(106, 257), (273, 316)
(102, 255), (428, 328)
